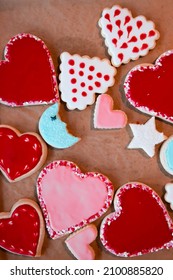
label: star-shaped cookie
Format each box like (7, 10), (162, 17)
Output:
(128, 117), (166, 157)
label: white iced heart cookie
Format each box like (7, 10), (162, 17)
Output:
(59, 52), (116, 110)
(98, 5), (159, 67)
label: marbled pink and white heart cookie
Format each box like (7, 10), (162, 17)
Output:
(37, 160), (114, 239)
(99, 5), (159, 67)
(59, 52), (116, 110)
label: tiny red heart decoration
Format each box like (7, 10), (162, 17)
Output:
(37, 160), (114, 238)
(100, 182), (173, 257)
(124, 50), (173, 123)
(0, 199), (45, 257)
(0, 33), (59, 106)
(0, 125), (47, 182)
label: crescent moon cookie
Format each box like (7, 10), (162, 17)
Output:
(59, 52), (116, 110)
(0, 125), (47, 182)
(160, 136), (173, 175)
(65, 224), (98, 260)
(39, 103), (80, 149)
(93, 94), (127, 129)
(100, 182), (173, 257)
(0, 33), (59, 107)
(98, 5), (159, 67)
(124, 50), (173, 124)
(0, 199), (45, 257)
(36, 160), (114, 239)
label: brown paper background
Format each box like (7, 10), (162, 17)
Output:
(0, 0), (173, 260)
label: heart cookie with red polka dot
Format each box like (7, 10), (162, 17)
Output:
(59, 52), (116, 110)
(99, 5), (159, 67)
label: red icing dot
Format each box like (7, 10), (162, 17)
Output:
(80, 62), (85, 68)
(140, 33), (147, 40)
(114, 9), (121, 17)
(149, 30), (156, 37)
(118, 30), (123, 39)
(89, 66), (95, 71)
(95, 81), (101, 87)
(141, 43), (148, 50)
(104, 13), (110, 22)
(118, 53), (124, 61)
(72, 97), (77, 102)
(88, 86), (93, 91)
(82, 91), (87, 97)
(79, 71), (84, 76)
(72, 88), (77, 93)
(127, 26), (132, 37)
(97, 72), (102, 78)
(68, 59), (75, 66)
(115, 20), (121, 28)
(71, 78), (77, 84)
(107, 24), (113, 32)
(104, 75), (110, 81)
(137, 20), (143, 29)
(112, 38), (117, 46)
(124, 16), (131, 25)
(120, 42), (128, 48)
(69, 69), (75, 74)
(88, 75), (93, 80)
(128, 36), (137, 43)
(81, 82), (85, 87)
(132, 47), (139, 53)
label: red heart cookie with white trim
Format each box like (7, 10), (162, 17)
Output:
(0, 125), (47, 182)
(59, 52), (116, 110)
(99, 5), (159, 67)
(0, 199), (45, 257)
(124, 50), (173, 123)
(94, 94), (127, 129)
(100, 182), (173, 257)
(0, 33), (59, 107)
(37, 160), (114, 239)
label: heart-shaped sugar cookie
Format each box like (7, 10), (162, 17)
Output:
(124, 50), (173, 123)
(0, 33), (59, 106)
(99, 5), (159, 67)
(37, 160), (114, 239)
(100, 182), (173, 257)
(0, 199), (45, 257)
(0, 125), (47, 182)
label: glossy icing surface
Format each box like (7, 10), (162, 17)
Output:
(37, 160), (114, 238)
(0, 204), (40, 256)
(0, 127), (43, 181)
(100, 183), (173, 257)
(94, 94), (127, 129)
(99, 5), (159, 67)
(124, 50), (173, 123)
(59, 52), (116, 110)
(39, 103), (80, 148)
(65, 225), (97, 260)
(0, 33), (58, 106)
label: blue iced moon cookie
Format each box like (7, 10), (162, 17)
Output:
(160, 136), (173, 175)
(39, 103), (80, 149)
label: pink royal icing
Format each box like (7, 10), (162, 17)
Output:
(94, 94), (127, 129)
(37, 160), (114, 239)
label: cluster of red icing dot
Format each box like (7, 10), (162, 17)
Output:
(68, 58), (110, 103)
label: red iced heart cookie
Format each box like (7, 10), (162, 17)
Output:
(100, 182), (173, 257)
(0, 199), (45, 257)
(99, 5), (159, 67)
(94, 94), (127, 129)
(0, 125), (47, 182)
(37, 160), (114, 239)
(124, 50), (173, 123)
(0, 33), (59, 106)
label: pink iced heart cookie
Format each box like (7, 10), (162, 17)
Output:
(124, 50), (173, 123)
(65, 224), (98, 260)
(59, 52), (116, 110)
(37, 160), (114, 239)
(99, 5), (159, 67)
(94, 94), (127, 129)
(0, 33), (59, 107)
(100, 182), (173, 257)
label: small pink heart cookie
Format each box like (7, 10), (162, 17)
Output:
(100, 182), (173, 257)
(99, 5), (159, 67)
(37, 160), (114, 239)
(59, 52), (116, 110)
(94, 94), (127, 129)
(65, 224), (98, 260)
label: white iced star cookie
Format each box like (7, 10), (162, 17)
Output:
(164, 183), (173, 210)
(128, 117), (167, 157)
